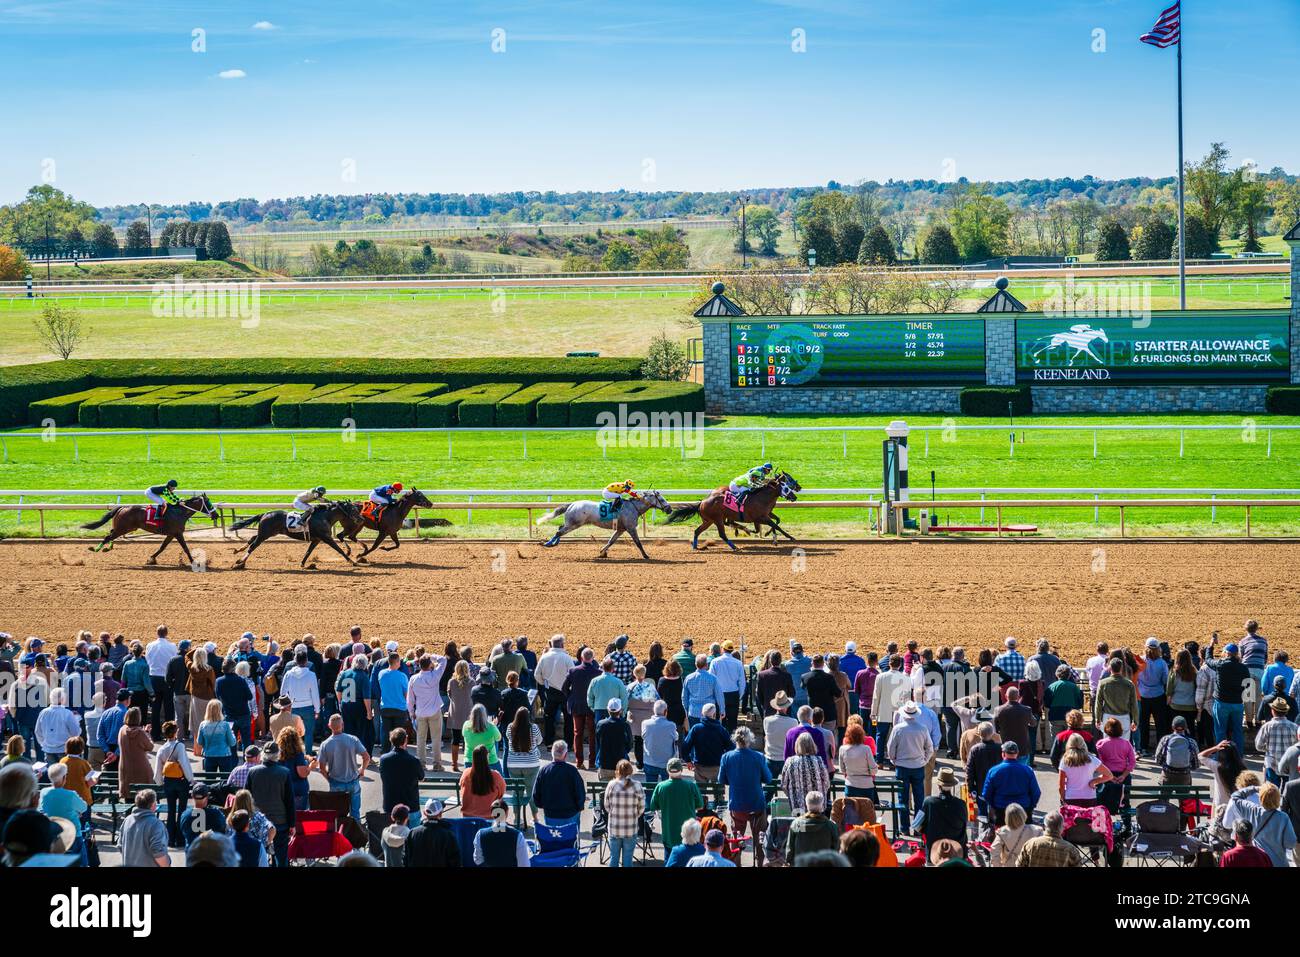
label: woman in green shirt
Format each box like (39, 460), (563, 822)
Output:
(463, 703), (503, 774)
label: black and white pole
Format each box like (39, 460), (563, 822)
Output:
(25, 273), (33, 298)
(884, 419), (910, 533)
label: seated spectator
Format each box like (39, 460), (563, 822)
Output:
(914, 767), (968, 854)
(786, 790), (839, 865)
(989, 803), (1041, 867)
(839, 827), (881, 868)
(228, 809), (266, 867)
(472, 800), (529, 867)
(1014, 810), (1082, 867)
(178, 783), (227, 846)
(1220, 819), (1273, 868)
(685, 828), (736, 868)
(404, 798), (460, 868)
(930, 837), (970, 868)
(665, 818), (706, 867)
(381, 804), (410, 867)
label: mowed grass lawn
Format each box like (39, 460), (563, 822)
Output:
(0, 275), (1287, 365)
(2, 414), (1299, 538)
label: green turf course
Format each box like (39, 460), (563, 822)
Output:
(2, 413), (1298, 539)
(1, 276), (1285, 366)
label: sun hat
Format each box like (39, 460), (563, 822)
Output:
(770, 691), (793, 710)
(936, 767), (959, 790)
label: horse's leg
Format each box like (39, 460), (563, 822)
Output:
(542, 519), (572, 547)
(770, 517), (797, 541)
(146, 536), (173, 565)
(175, 534), (195, 568)
(318, 537), (356, 567)
(233, 533), (263, 568)
(356, 532), (386, 561)
(90, 528), (123, 553)
(597, 527), (623, 557)
(626, 524), (651, 561)
(692, 516), (712, 550)
(715, 517), (738, 552)
(380, 531), (401, 551)
(301, 540), (320, 567)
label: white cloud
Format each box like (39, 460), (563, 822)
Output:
(252, 21), (277, 30)
(218, 69), (247, 79)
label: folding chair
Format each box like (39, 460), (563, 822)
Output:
(1126, 800), (1204, 867)
(528, 820), (598, 867)
(286, 810), (353, 865)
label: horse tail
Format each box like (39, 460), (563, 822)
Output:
(81, 508), (119, 530)
(662, 502), (700, 525)
(228, 512), (265, 532)
(534, 505), (568, 526)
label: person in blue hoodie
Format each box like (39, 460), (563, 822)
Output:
(981, 741), (1041, 827)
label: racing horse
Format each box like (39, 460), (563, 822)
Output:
(227, 500), (363, 569)
(335, 489), (434, 562)
(664, 470), (801, 550)
(534, 490), (673, 560)
(81, 493), (219, 567)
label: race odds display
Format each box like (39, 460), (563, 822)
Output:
(730, 318), (986, 388)
(1017, 310), (1291, 385)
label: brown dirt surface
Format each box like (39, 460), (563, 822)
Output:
(2, 539), (1296, 663)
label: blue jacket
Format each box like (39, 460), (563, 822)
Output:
(718, 747), (772, 814)
(785, 654), (813, 704)
(531, 760), (586, 818)
(682, 718), (733, 767)
(98, 704), (128, 752)
(982, 758), (1041, 813)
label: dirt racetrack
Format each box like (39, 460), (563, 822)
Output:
(1, 538), (1297, 663)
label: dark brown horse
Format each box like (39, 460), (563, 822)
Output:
(336, 489), (434, 562)
(228, 500), (362, 569)
(663, 470), (801, 550)
(82, 493), (219, 566)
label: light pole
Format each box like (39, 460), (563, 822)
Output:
(739, 194), (750, 269)
(144, 203), (155, 251)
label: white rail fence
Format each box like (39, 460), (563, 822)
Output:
(3, 487), (1300, 539)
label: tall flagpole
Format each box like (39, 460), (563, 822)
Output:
(1176, 19), (1186, 309)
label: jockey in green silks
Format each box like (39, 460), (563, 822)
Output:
(729, 462), (773, 510)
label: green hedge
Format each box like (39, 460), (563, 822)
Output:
(155, 384), (284, 429)
(0, 357), (644, 427)
(75, 387), (171, 428)
(219, 384), (334, 429)
(1265, 386), (1300, 415)
(268, 385), (355, 428)
(568, 381), (705, 426)
(498, 381), (614, 427)
(349, 383), (449, 429)
(960, 386), (1031, 417)
(416, 383), (524, 427)
(30, 387), (111, 427)
(293, 383), (408, 429)
(96, 385), (224, 429)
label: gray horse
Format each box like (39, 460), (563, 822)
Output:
(535, 490), (672, 559)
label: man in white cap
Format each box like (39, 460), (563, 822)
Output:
(594, 699), (633, 781)
(405, 798), (460, 866)
(886, 700), (934, 822)
(840, 642), (866, 716)
(279, 647), (321, 754)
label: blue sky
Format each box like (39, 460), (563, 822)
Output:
(2, 0), (1297, 206)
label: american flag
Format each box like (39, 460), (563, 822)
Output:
(1140, 1), (1181, 48)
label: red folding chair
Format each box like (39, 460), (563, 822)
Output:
(287, 809), (353, 865)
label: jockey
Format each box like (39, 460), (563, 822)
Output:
(602, 479), (641, 513)
(370, 482), (406, 510)
(145, 480), (181, 517)
(729, 462), (773, 510)
(290, 486), (327, 528)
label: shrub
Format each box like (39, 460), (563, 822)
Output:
(76, 386), (171, 427)
(497, 381), (612, 426)
(269, 385), (357, 428)
(30, 387), (109, 427)
(96, 384), (223, 429)
(349, 383), (449, 429)
(567, 381), (704, 426)
(1265, 386), (1300, 415)
(1095, 221), (1131, 262)
(640, 334), (691, 382)
(156, 383), (285, 428)
(959, 386), (1031, 417)
(417, 383), (524, 427)
(221, 384), (338, 429)
(293, 383), (407, 429)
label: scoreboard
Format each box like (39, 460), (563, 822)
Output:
(729, 318), (986, 388)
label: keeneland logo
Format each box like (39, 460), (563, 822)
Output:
(1030, 323), (1109, 367)
(50, 888), (151, 937)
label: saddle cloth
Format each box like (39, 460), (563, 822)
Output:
(598, 500), (621, 521)
(722, 491), (743, 516)
(285, 512), (310, 536)
(360, 501), (385, 522)
(143, 505), (165, 530)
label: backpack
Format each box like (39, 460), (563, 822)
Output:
(1162, 733), (1193, 770)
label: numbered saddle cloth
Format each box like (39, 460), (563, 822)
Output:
(143, 505), (165, 529)
(722, 491), (743, 516)
(598, 500), (621, 521)
(285, 512), (309, 536)
(360, 501), (385, 522)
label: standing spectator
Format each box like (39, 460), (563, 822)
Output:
(97, 689), (131, 768)
(594, 700), (633, 781)
(709, 645), (746, 733)
(852, 652), (881, 737)
(608, 635), (638, 685)
(1256, 698), (1299, 785)
(994, 687), (1035, 765)
(1166, 650), (1200, 741)
(994, 637), (1026, 681)
(282, 650), (323, 755)
(379, 727), (424, 816)
(603, 759), (645, 868)
(1084, 642), (1110, 697)
(657, 659), (686, 731)
(195, 699), (237, 773)
(838, 722), (879, 802)
(459, 745), (505, 819)
(1258, 676), (1296, 725)
(462, 703), (502, 775)
(965, 722), (1002, 820)
(532, 741), (585, 827)
(154, 720), (194, 846)
(982, 741), (1040, 827)
(719, 727), (771, 865)
(757, 652), (795, 719)
(626, 664), (658, 768)
(640, 700), (678, 787)
(887, 702), (934, 821)
(535, 635), (574, 747)
(939, 648), (974, 757)
(785, 642), (812, 708)
(682, 655), (724, 727)
(186, 648), (216, 744)
(1214, 643), (1253, 756)
(145, 626), (179, 740)
(871, 655), (911, 762)
(317, 713), (370, 823)
(490, 638), (527, 689)
(587, 657), (628, 723)
(1093, 657), (1139, 745)
(1044, 664), (1083, 740)
(470, 661), (502, 726)
(122, 642), (151, 727)
(1015, 811), (1082, 867)
(117, 707), (154, 800)
(763, 692), (798, 777)
(802, 656), (842, 739)
(1229, 781), (1295, 866)
(499, 673), (529, 734)
(214, 660), (254, 748)
(682, 703), (731, 784)
(1153, 715), (1200, 785)
(246, 741), (294, 866)
(1240, 619), (1269, 694)
(914, 766), (969, 855)
(503, 707), (542, 814)
(336, 653), (372, 753)
(786, 790), (839, 865)
(118, 789), (170, 867)
(643, 642), (668, 684)
(562, 649), (600, 769)
(167, 641), (192, 743)
(648, 757), (703, 857)
(1018, 660), (1046, 757)
(1136, 637), (1171, 754)
(1095, 718), (1136, 813)
(781, 732), (831, 814)
(34, 688), (80, 761)
(840, 642), (866, 706)
(444, 660), (474, 772)
(671, 639), (696, 678)
(277, 726), (312, 811)
(1057, 733), (1112, 808)
(406, 654), (446, 771)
